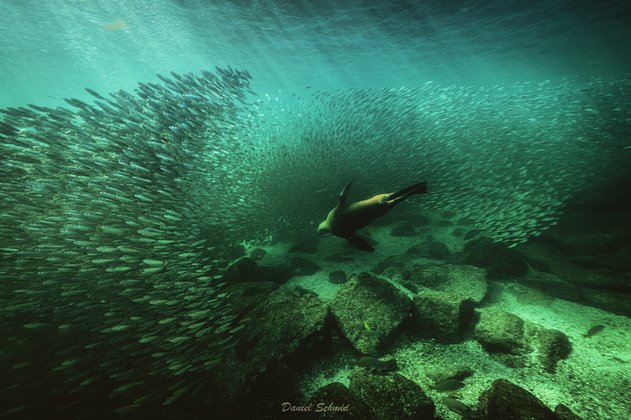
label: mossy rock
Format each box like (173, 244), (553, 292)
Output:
(406, 240), (450, 260)
(412, 290), (475, 343)
(349, 370), (436, 419)
(478, 379), (556, 420)
(464, 237), (529, 279)
(328, 270), (348, 284)
(409, 264), (488, 304)
(306, 382), (377, 420)
(474, 309), (525, 354)
(330, 272), (412, 354)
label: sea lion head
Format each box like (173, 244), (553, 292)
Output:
(317, 220), (331, 236)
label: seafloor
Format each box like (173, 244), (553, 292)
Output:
(207, 186), (631, 420)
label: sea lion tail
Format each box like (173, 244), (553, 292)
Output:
(388, 182), (427, 204)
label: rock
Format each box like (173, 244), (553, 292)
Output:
(407, 214), (430, 226)
(390, 224), (418, 237)
(412, 290), (475, 343)
(474, 309), (526, 354)
(463, 229), (481, 240)
(486, 253), (530, 280)
(519, 240), (631, 317)
(516, 271), (584, 303)
(222, 257), (293, 284)
(451, 227), (465, 237)
(570, 248), (631, 272)
(324, 253), (354, 263)
(238, 287), (330, 367)
(224, 243), (247, 260)
(425, 367), (475, 383)
(349, 370), (436, 419)
(437, 220), (453, 227)
(554, 403), (582, 420)
(328, 270), (348, 284)
(249, 248), (267, 261)
(457, 217), (476, 225)
(581, 289), (631, 318)
(372, 255), (408, 276)
(288, 240), (319, 254)
(307, 383), (377, 420)
(289, 257), (321, 276)
(330, 272), (412, 354)
(463, 237), (529, 279)
(409, 264), (488, 304)
(343, 235), (378, 250)
(474, 309), (571, 371)
(223, 281), (279, 322)
(441, 211), (456, 218)
(406, 240), (450, 260)
(208, 287), (331, 413)
(478, 379), (556, 420)
(536, 328), (572, 373)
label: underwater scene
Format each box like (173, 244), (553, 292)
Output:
(1, 0), (630, 419)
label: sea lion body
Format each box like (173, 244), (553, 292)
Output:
(324, 193), (390, 235)
(318, 181), (427, 251)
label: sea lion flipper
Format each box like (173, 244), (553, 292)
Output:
(387, 181), (428, 207)
(346, 234), (374, 252)
(337, 179), (353, 209)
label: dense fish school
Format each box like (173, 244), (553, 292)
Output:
(1, 68), (630, 417)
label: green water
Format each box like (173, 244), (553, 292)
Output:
(1, 1), (630, 418)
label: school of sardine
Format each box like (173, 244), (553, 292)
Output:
(251, 76), (630, 245)
(0, 68), (263, 417)
(1, 68), (629, 416)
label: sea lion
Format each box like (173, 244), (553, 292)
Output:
(317, 180), (427, 251)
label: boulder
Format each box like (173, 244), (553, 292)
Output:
(324, 253), (354, 263)
(330, 272), (412, 354)
(372, 255), (409, 276)
(474, 309), (526, 355)
(451, 227), (465, 237)
(463, 237), (529, 279)
(554, 403), (582, 420)
(457, 217), (476, 225)
(463, 229), (482, 240)
(474, 309), (571, 372)
(289, 257), (321, 276)
(412, 290), (475, 343)
(207, 287), (331, 414)
(425, 366), (474, 383)
(407, 214), (430, 226)
(516, 271), (584, 303)
(328, 270), (348, 284)
(519, 240), (631, 317)
(288, 240), (319, 254)
(390, 224), (418, 237)
(307, 382), (377, 420)
(406, 240), (451, 260)
(478, 379), (556, 420)
(249, 248), (267, 261)
(409, 264), (487, 304)
(222, 257), (293, 284)
(536, 328), (572, 373)
(349, 370), (436, 420)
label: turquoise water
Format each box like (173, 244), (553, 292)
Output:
(1, 1), (630, 419)
(1, 0), (630, 107)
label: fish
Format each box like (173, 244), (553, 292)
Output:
(430, 378), (465, 392)
(442, 397), (476, 418)
(0, 67), (259, 417)
(2, 66), (630, 418)
(583, 325), (605, 338)
(348, 356), (398, 373)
